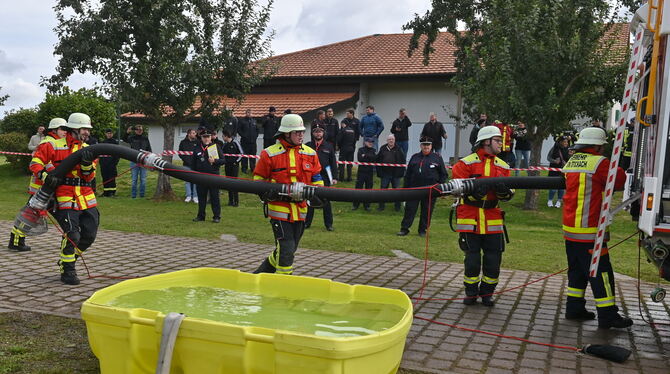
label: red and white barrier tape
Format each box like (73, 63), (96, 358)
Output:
(1, 150), (562, 171)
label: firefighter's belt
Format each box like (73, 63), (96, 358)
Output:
(462, 198), (499, 209)
(63, 178), (93, 187)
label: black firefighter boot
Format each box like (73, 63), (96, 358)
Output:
(8, 231), (31, 252)
(253, 258), (276, 274)
(58, 260), (80, 285)
(565, 296), (596, 321)
(598, 306), (633, 329)
(479, 282), (496, 307)
(463, 282), (479, 305)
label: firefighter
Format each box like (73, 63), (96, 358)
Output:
(492, 120), (514, 164)
(99, 128), (119, 197)
(620, 121), (634, 171)
(452, 126), (514, 306)
(396, 136), (447, 237)
(8, 118), (68, 252)
(52, 113), (99, 285)
(562, 127), (632, 329)
(305, 126), (337, 231)
(252, 114), (324, 274)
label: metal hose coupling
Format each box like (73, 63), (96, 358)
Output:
(279, 182), (316, 202)
(437, 178), (476, 196)
(13, 189), (52, 236)
(137, 151), (167, 171)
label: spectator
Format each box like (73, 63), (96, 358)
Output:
(179, 129), (199, 203)
(221, 129), (244, 207)
(211, 129), (224, 149)
(336, 109), (360, 181)
(99, 128), (120, 197)
(492, 120), (514, 164)
(469, 113), (488, 147)
(353, 137), (376, 211)
(237, 109), (258, 173)
(28, 125), (46, 152)
(376, 134), (405, 211)
(323, 107), (339, 146)
(397, 136), (448, 237)
(191, 129), (224, 222)
(360, 105), (384, 150)
(391, 108), (412, 159)
(123, 125), (152, 198)
(310, 110), (326, 138)
(420, 113), (447, 155)
(262, 106), (278, 149)
(305, 127), (337, 231)
(547, 136), (570, 208)
(222, 107), (238, 139)
(513, 121), (531, 176)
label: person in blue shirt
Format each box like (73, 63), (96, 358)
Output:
(360, 105), (384, 150)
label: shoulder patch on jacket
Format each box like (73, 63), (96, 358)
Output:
(494, 157), (510, 169)
(266, 143), (285, 157)
(460, 153), (481, 165)
(299, 144), (316, 155)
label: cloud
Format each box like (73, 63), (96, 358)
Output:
(1, 78), (43, 110)
(0, 50), (25, 75)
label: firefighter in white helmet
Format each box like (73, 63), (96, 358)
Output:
(562, 126), (631, 328)
(452, 124), (514, 306)
(252, 114), (324, 274)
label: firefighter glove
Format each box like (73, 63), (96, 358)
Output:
(495, 183), (514, 201)
(79, 149), (94, 166)
(469, 185), (488, 200)
(39, 169), (62, 189)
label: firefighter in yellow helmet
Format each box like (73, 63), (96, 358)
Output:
(252, 114), (324, 274)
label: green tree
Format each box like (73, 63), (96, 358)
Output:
(44, 0), (275, 200)
(0, 108), (40, 136)
(0, 86), (8, 106)
(37, 87), (117, 140)
(405, 0), (631, 209)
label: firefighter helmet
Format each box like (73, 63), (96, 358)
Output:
(48, 118), (67, 129)
(475, 125), (502, 144)
(276, 114), (306, 135)
(66, 113), (92, 129)
(574, 127), (607, 146)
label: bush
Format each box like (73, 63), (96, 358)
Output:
(0, 108), (40, 137)
(0, 132), (31, 172)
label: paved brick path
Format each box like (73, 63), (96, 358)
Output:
(1, 220), (669, 373)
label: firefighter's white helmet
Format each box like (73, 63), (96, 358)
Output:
(475, 125), (502, 144)
(276, 114), (306, 134)
(66, 113), (92, 129)
(48, 118), (67, 129)
(575, 127), (607, 146)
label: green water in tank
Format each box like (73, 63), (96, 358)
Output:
(106, 286), (406, 337)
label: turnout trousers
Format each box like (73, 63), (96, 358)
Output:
(565, 240), (620, 321)
(100, 161), (118, 196)
(255, 219), (305, 275)
(53, 207), (100, 268)
(400, 197), (437, 234)
(459, 232), (504, 297)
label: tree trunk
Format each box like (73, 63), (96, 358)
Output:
(522, 139), (544, 210)
(153, 120), (177, 201)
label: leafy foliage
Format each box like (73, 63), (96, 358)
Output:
(44, 0), (275, 198)
(0, 86), (8, 106)
(0, 132), (31, 171)
(37, 87), (117, 139)
(0, 108), (40, 137)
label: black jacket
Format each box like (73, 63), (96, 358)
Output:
(376, 143), (406, 178)
(323, 117), (339, 143)
(222, 139), (244, 165)
(100, 137), (119, 166)
(404, 151), (448, 188)
(336, 119), (360, 152)
(237, 116), (258, 143)
(306, 140), (337, 185)
(262, 114), (279, 140)
(178, 137), (199, 166)
(357, 146), (377, 175)
(421, 121), (446, 150)
(124, 133), (152, 152)
(513, 127), (531, 151)
(190, 141), (225, 174)
(391, 116), (412, 142)
(222, 116), (238, 138)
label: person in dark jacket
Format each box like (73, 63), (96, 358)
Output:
(323, 107), (339, 147)
(337, 109), (360, 181)
(359, 105), (384, 150)
(191, 129), (225, 222)
(547, 136), (570, 208)
(237, 109), (258, 173)
(99, 129), (120, 197)
(469, 113), (488, 146)
(262, 106), (279, 149)
(376, 134), (406, 211)
(179, 129), (199, 203)
(310, 110), (326, 138)
(353, 137), (377, 211)
(221, 129), (244, 207)
(123, 125), (152, 198)
(222, 109), (238, 139)
(305, 127), (337, 230)
(397, 136), (448, 237)
(512, 121), (531, 176)
(420, 113), (447, 155)
(391, 108), (412, 159)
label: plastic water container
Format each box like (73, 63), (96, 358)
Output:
(81, 268), (413, 374)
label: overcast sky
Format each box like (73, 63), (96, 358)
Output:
(0, 0), (432, 117)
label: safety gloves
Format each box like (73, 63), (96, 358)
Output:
(39, 169), (62, 189)
(494, 183), (514, 201)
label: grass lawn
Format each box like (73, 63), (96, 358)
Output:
(0, 156), (651, 281)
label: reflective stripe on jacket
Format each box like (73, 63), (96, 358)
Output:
(54, 141), (97, 210)
(253, 138), (324, 222)
(452, 148), (510, 234)
(27, 133), (69, 195)
(562, 151), (625, 242)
